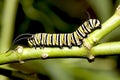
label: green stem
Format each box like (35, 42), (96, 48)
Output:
(0, 0), (18, 52)
(0, 5), (120, 64)
(1, 42), (120, 64)
(91, 42), (120, 56)
(84, 5), (120, 47)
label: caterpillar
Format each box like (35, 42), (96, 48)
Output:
(27, 19), (101, 48)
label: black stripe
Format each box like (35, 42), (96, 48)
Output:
(82, 24), (89, 33)
(51, 34), (53, 45)
(42, 33), (44, 45)
(76, 29), (85, 38)
(95, 19), (98, 25)
(52, 34), (55, 45)
(58, 34), (60, 46)
(59, 34), (61, 46)
(40, 33), (42, 45)
(72, 33), (77, 45)
(36, 34), (40, 45)
(45, 34), (48, 45)
(34, 35), (39, 46)
(88, 20), (94, 29)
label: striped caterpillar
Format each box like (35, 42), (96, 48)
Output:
(28, 19), (101, 48)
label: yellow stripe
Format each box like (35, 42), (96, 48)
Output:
(60, 34), (64, 46)
(41, 33), (44, 45)
(67, 33), (72, 47)
(73, 32), (81, 45)
(53, 34), (56, 45)
(35, 34), (40, 45)
(47, 34), (51, 45)
(84, 22), (91, 33)
(63, 34), (67, 45)
(77, 27), (85, 38)
(43, 33), (47, 45)
(28, 38), (33, 47)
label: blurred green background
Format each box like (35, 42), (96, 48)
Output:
(0, 0), (120, 80)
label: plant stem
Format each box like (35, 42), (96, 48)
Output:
(0, 0), (18, 52)
(91, 42), (120, 55)
(0, 5), (120, 65)
(0, 42), (120, 64)
(84, 5), (120, 47)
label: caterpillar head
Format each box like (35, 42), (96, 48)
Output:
(90, 19), (101, 28)
(6, 33), (33, 52)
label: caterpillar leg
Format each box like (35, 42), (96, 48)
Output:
(34, 45), (37, 49)
(77, 40), (83, 47)
(39, 45), (42, 49)
(42, 45), (45, 48)
(59, 45), (63, 49)
(68, 44), (72, 48)
(39, 42), (45, 48)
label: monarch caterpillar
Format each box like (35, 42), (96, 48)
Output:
(27, 19), (101, 48)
